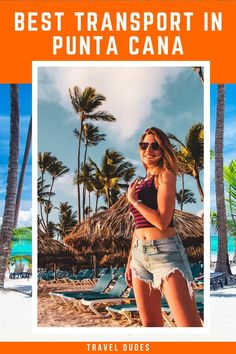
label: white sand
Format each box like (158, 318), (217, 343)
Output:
(0, 268), (236, 341)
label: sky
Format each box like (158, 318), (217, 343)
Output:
(37, 65), (204, 223)
(210, 84), (236, 212)
(0, 84), (32, 227)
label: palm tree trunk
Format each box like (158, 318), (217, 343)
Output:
(88, 191), (91, 217)
(215, 84), (231, 274)
(107, 188), (111, 209)
(181, 174), (185, 211)
(95, 195), (99, 213)
(46, 178), (55, 229)
(0, 85), (19, 288)
(77, 120), (83, 222)
(195, 171), (204, 201)
(39, 171), (47, 231)
(14, 115), (32, 227)
(82, 144), (88, 221)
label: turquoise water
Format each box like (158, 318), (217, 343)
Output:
(9, 237), (235, 260)
(211, 235), (235, 258)
(11, 240), (32, 257)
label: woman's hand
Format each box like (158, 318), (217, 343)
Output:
(125, 261), (133, 288)
(127, 179), (139, 205)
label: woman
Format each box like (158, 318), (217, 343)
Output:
(126, 127), (202, 327)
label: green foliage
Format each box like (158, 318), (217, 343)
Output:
(12, 227), (32, 241)
(224, 160), (236, 234)
(89, 149), (136, 208)
(8, 255), (32, 265)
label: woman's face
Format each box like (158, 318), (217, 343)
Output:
(139, 133), (162, 167)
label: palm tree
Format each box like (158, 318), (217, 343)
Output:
(38, 152), (57, 185)
(38, 153), (69, 231)
(55, 202), (77, 240)
(84, 206), (93, 219)
(224, 160), (236, 263)
(193, 67), (204, 86)
(0, 84), (19, 288)
(169, 123), (204, 201)
(37, 177), (55, 231)
(90, 177), (104, 213)
(176, 189), (196, 211)
(74, 123), (106, 219)
(215, 84), (231, 274)
(14, 115), (32, 227)
(224, 160), (236, 225)
(46, 159), (69, 227)
(82, 123), (106, 164)
(69, 86), (116, 222)
(89, 149), (136, 209)
(74, 162), (94, 220)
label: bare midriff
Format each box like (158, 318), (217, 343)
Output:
(135, 226), (176, 240)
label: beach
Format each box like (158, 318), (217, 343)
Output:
(37, 281), (141, 327)
(1, 266), (236, 341)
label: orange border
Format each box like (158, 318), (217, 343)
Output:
(0, 1), (235, 82)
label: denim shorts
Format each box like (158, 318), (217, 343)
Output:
(131, 235), (194, 297)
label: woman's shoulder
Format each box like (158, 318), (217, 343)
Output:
(155, 169), (176, 186)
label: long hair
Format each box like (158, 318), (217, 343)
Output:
(140, 127), (179, 176)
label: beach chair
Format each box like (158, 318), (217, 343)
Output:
(71, 269), (95, 285)
(210, 272), (227, 290)
(105, 290), (173, 326)
(97, 268), (110, 277)
(161, 290), (204, 327)
(113, 267), (125, 279)
(77, 275), (129, 317)
(191, 262), (203, 278)
(190, 262), (204, 290)
(9, 264), (16, 279)
(107, 303), (139, 324)
(11, 263), (24, 279)
(106, 289), (138, 324)
(49, 271), (114, 306)
(38, 271), (54, 284)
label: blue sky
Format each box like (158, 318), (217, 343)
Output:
(210, 84), (236, 211)
(0, 84), (32, 226)
(38, 65), (204, 222)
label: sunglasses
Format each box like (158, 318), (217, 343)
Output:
(139, 142), (160, 151)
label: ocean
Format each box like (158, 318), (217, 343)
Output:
(9, 237), (235, 262)
(211, 235), (235, 260)
(11, 240), (32, 257)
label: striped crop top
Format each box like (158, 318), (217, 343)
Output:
(129, 176), (174, 229)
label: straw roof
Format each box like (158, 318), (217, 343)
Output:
(38, 230), (82, 268)
(64, 194), (203, 263)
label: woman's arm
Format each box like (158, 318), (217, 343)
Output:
(127, 171), (176, 231)
(125, 230), (136, 287)
(127, 229), (136, 264)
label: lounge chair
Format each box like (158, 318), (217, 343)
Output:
(49, 271), (114, 305)
(210, 272), (227, 290)
(161, 290), (204, 327)
(71, 275), (129, 317)
(106, 303), (138, 324)
(113, 267), (125, 279)
(190, 262), (203, 278)
(10, 263), (24, 279)
(190, 262), (204, 290)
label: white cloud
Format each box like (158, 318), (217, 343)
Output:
(17, 209), (32, 227)
(0, 210), (31, 227)
(53, 173), (77, 198)
(38, 66), (184, 140)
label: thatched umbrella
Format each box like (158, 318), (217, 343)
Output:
(64, 194), (203, 264)
(38, 230), (83, 271)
